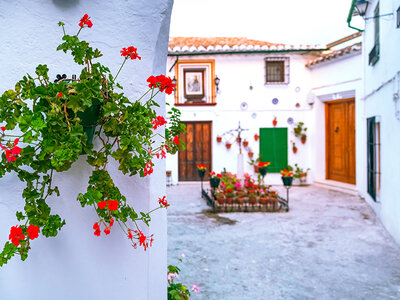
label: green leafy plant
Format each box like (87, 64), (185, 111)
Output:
(0, 14), (185, 266)
(293, 163), (310, 178)
(168, 256), (199, 300)
(294, 122), (307, 141)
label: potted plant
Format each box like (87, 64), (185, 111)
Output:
(254, 134), (259, 141)
(257, 161), (270, 177)
(272, 116), (277, 127)
(214, 189), (225, 205)
(280, 168), (294, 186)
(209, 172), (222, 188)
(293, 163), (310, 185)
(294, 122), (307, 144)
(0, 15), (185, 266)
(216, 136), (222, 143)
(225, 142), (232, 149)
(248, 156), (261, 173)
(197, 164), (207, 179)
(259, 189), (267, 205)
(242, 139), (249, 147)
(248, 150), (254, 158)
(292, 142), (298, 154)
(269, 190), (278, 210)
(225, 188), (235, 204)
(248, 192), (257, 205)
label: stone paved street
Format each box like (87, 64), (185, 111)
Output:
(167, 183), (400, 300)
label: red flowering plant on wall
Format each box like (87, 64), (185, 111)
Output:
(0, 15), (185, 266)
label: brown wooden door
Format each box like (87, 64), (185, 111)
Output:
(326, 99), (356, 184)
(179, 121), (212, 181)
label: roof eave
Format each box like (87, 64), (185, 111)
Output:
(168, 49), (328, 56)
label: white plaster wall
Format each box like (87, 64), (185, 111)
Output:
(358, 0), (400, 245)
(308, 54), (363, 183)
(0, 1), (173, 299)
(166, 52), (316, 185)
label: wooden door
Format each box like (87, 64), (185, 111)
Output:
(178, 121), (212, 181)
(326, 99), (356, 184)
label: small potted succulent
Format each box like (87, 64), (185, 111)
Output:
(280, 168), (294, 186)
(292, 142), (298, 154)
(294, 122), (307, 144)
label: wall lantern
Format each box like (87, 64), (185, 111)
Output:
(172, 76), (177, 95)
(214, 76), (220, 94)
(355, 0), (369, 18)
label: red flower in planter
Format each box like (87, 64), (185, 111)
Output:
(120, 46), (141, 60)
(97, 201), (107, 209)
(79, 14), (93, 28)
(151, 116), (167, 130)
(173, 135), (180, 145)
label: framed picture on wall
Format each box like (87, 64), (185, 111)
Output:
(184, 69), (205, 101)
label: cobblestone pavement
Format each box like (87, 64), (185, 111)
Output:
(167, 183), (400, 300)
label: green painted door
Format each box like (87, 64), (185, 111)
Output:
(259, 128), (288, 173)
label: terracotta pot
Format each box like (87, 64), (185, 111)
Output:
(293, 147), (298, 154)
(249, 196), (257, 205)
(236, 137), (241, 143)
(299, 173), (307, 184)
(237, 197), (244, 204)
(259, 197), (267, 205)
(217, 197), (225, 205)
(226, 143), (232, 149)
(301, 136), (307, 144)
(216, 136), (222, 143)
(226, 197), (234, 204)
(243, 140), (249, 147)
(248, 151), (254, 158)
(272, 118), (277, 127)
(253, 165), (259, 173)
(254, 134), (259, 141)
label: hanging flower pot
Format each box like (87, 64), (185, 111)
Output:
(216, 136), (222, 143)
(281, 176), (293, 187)
(292, 142), (298, 154)
(272, 117), (277, 127)
(253, 165), (259, 173)
(259, 166), (268, 177)
(254, 134), (259, 141)
(301, 134), (307, 144)
(248, 151), (254, 158)
(225, 142), (232, 149)
(210, 177), (221, 188)
(243, 140), (249, 147)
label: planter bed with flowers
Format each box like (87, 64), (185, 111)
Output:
(205, 171), (288, 213)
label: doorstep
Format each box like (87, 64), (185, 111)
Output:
(313, 179), (358, 196)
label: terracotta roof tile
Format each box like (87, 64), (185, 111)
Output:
(168, 37), (325, 54)
(305, 42), (362, 67)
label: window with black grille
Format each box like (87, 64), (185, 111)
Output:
(367, 117), (381, 201)
(265, 57), (289, 84)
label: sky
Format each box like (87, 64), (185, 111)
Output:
(169, 0), (358, 46)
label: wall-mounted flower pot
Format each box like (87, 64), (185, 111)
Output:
(253, 165), (259, 173)
(243, 140), (249, 147)
(225, 142), (232, 149)
(210, 177), (221, 188)
(272, 117), (277, 127)
(281, 176), (293, 187)
(259, 166), (268, 177)
(254, 134), (259, 141)
(216, 136), (222, 143)
(248, 151), (254, 158)
(301, 136), (307, 144)
(77, 99), (102, 145)
(293, 146), (298, 154)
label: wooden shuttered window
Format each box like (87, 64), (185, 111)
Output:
(259, 128), (288, 173)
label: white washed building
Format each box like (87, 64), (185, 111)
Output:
(165, 36), (362, 189)
(348, 0), (400, 245)
(0, 1), (173, 299)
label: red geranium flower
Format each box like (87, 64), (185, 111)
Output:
(109, 218), (114, 227)
(9, 226), (25, 246)
(151, 116), (167, 130)
(26, 224), (40, 240)
(97, 201), (107, 209)
(79, 14), (93, 28)
(173, 135), (180, 146)
(57, 92), (63, 98)
(158, 196), (170, 208)
(93, 222), (101, 236)
(128, 231), (133, 239)
(107, 200), (119, 211)
(120, 46), (141, 60)
(104, 226), (110, 235)
(216, 174), (222, 178)
(1, 126), (5, 131)
(146, 75), (175, 95)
